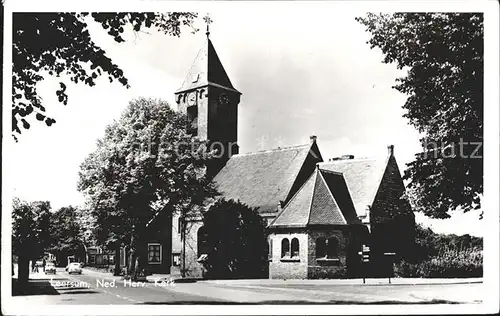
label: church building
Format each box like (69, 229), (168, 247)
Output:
(146, 25), (415, 279)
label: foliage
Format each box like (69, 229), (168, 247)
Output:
(77, 97), (218, 278)
(12, 198), (52, 283)
(12, 198), (52, 259)
(395, 224), (483, 278)
(408, 223), (483, 263)
(48, 206), (86, 260)
(200, 199), (269, 279)
(394, 248), (483, 278)
(356, 13), (483, 219)
(12, 12), (198, 140)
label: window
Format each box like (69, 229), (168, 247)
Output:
(172, 254), (180, 266)
(281, 238), (290, 258)
(316, 237), (327, 258)
(197, 226), (208, 257)
(148, 243), (162, 264)
(291, 238), (300, 258)
(326, 237), (339, 258)
(187, 106), (198, 136)
(177, 216), (183, 236)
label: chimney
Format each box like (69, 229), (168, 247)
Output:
(309, 135), (317, 143)
(277, 200), (285, 212)
(387, 145), (394, 156)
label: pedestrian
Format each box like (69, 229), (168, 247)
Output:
(42, 258), (46, 272)
(31, 260), (36, 273)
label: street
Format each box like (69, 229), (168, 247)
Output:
(11, 267), (227, 304)
(9, 267), (484, 305)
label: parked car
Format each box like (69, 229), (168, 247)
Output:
(67, 262), (82, 274)
(45, 262), (56, 274)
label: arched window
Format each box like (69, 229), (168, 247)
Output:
(197, 226), (208, 257)
(281, 238), (290, 258)
(316, 237), (327, 258)
(291, 238), (300, 258)
(326, 237), (339, 258)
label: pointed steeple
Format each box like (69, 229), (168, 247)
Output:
(176, 37), (240, 94)
(175, 20), (242, 177)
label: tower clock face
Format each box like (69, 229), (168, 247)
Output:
(219, 93), (230, 106)
(187, 92), (197, 106)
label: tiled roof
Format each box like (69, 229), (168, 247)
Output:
(270, 171), (315, 226)
(318, 157), (389, 217)
(270, 169), (359, 228)
(308, 171), (346, 225)
(176, 38), (240, 94)
(320, 169), (360, 224)
(213, 143), (318, 214)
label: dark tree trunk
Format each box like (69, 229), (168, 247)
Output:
(128, 249), (136, 278)
(124, 246), (129, 275)
(18, 255), (30, 285)
(114, 243), (121, 276)
(132, 236), (147, 281)
(181, 217), (186, 278)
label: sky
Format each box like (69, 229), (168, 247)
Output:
(9, 5), (485, 236)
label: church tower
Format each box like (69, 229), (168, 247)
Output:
(175, 19), (241, 176)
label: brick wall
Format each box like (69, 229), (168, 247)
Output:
(269, 232), (309, 279)
(307, 228), (347, 279)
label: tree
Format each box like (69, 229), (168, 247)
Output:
(12, 198), (52, 284)
(77, 97), (218, 280)
(200, 199), (268, 279)
(408, 223), (483, 264)
(12, 12), (198, 141)
(356, 13), (483, 219)
(48, 206), (86, 266)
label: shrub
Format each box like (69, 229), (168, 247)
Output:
(201, 199), (268, 279)
(394, 247), (482, 278)
(331, 266), (348, 279)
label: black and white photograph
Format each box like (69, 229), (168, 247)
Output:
(2, 0), (499, 314)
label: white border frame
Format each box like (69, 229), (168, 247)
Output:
(2, 1), (499, 315)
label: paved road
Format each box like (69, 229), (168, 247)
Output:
(10, 268), (484, 305)
(11, 268), (228, 305)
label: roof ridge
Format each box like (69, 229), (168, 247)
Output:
(270, 170), (317, 227)
(234, 143), (310, 157)
(306, 169), (320, 224)
(318, 168), (343, 176)
(317, 171), (347, 225)
(319, 156), (382, 164)
(367, 154), (392, 210)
